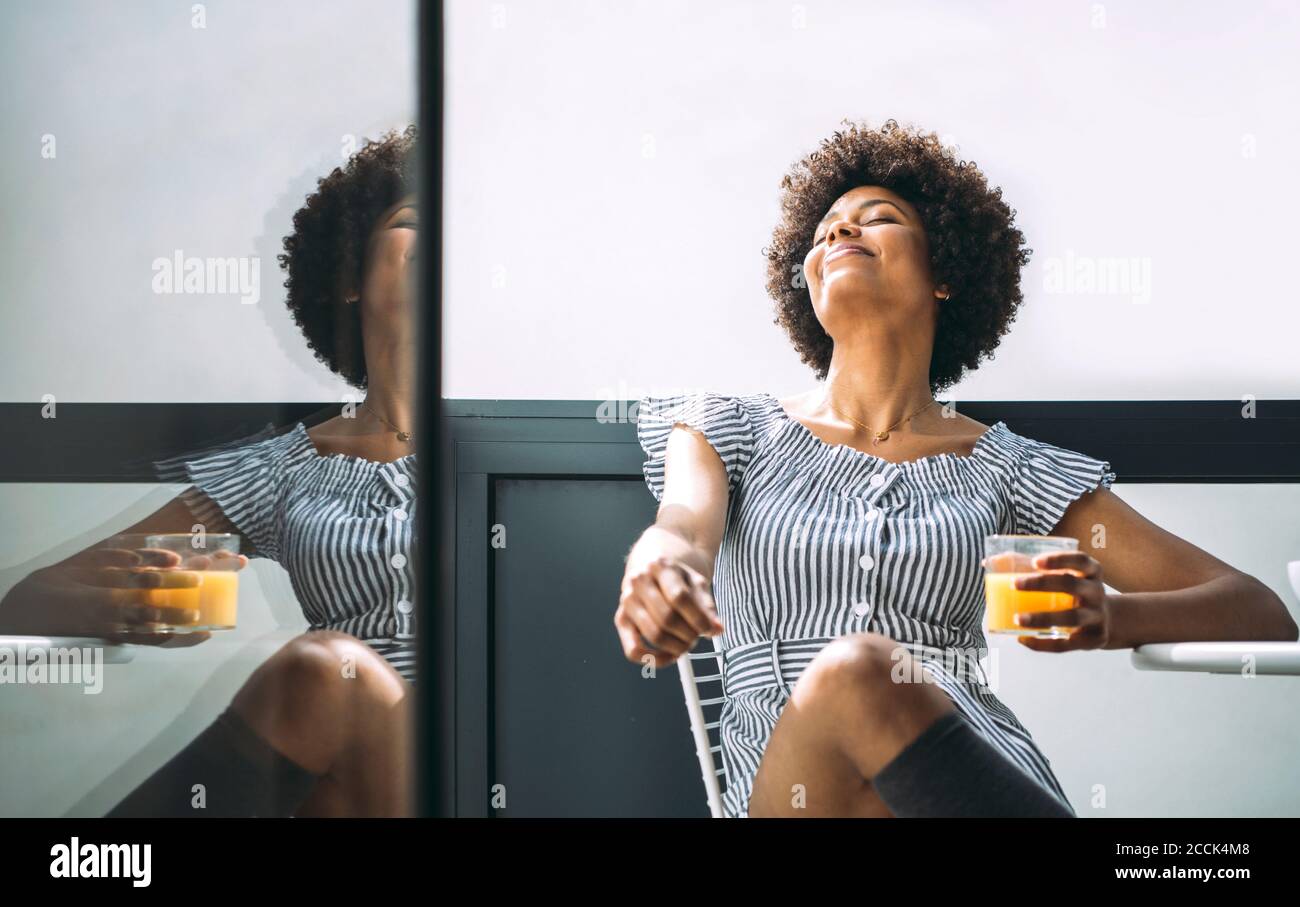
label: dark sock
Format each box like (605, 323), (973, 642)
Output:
(106, 707), (323, 818)
(871, 710), (1074, 818)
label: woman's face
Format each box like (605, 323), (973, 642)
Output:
(802, 185), (944, 336)
(356, 192), (418, 338)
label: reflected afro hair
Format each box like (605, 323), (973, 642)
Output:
(763, 118), (1031, 394)
(278, 125), (418, 389)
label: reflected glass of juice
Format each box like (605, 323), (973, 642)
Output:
(142, 533), (241, 631)
(983, 535), (1078, 639)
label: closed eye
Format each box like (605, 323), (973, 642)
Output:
(813, 218), (894, 246)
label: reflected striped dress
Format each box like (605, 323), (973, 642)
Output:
(156, 423), (418, 683)
(636, 391), (1115, 818)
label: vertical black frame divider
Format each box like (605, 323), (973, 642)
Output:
(417, 0), (452, 818)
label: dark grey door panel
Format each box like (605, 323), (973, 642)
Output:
(491, 478), (707, 817)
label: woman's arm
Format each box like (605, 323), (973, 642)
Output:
(1048, 487), (1298, 647)
(626, 424), (730, 581)
(615, 425), (729, 667)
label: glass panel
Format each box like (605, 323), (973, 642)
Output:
(0, 0), (419, 818)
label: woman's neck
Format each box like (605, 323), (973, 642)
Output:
(360, 337), (415, 434)
(818, 337), (936, 434)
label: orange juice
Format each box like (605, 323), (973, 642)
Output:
(194, 570), (239, 629)
(140, 583), (201, 628)
(984, 572), (1075, 637)
(139, 571), (238, 630)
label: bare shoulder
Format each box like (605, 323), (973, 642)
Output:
(776, 389), (816, 416)
(941, 409), (993, 440)
(305, 415), (350, 443)
(307, 414), (411, 463)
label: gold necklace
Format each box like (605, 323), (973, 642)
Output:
(362, 401), (413, 443)
(823, 391), (939, 445)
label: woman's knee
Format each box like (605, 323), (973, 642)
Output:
(794, 633), (919, 714)
(237, 630), (404, 717)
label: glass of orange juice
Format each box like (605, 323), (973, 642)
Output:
(143, 533), (241, 631)
(983, 535), (1078, 638)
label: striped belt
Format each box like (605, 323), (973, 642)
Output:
(721, 635), (990, 698)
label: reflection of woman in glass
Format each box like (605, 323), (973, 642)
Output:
(616, 119), (1296, 818)
(0, 126), (420, 817)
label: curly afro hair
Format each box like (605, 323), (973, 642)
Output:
(278, 125), (418, 389)
(764, 118), (1031, 395)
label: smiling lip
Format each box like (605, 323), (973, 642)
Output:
(823, 245), (873, 267)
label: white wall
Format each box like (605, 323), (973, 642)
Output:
(444, 0), (1299, 403)
(1, 0), (416, 402)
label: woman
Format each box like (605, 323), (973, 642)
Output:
(614, 119), (1296, 819)
(0, 126), (421, 817)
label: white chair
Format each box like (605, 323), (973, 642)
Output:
(677, 635), (729, 818)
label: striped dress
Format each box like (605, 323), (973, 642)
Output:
(636, 391), (1116, 818)
(155, 422), (418, 684)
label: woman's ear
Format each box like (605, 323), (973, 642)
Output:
(342, 275), (360, 305)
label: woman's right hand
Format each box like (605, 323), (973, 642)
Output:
(615, 555), (724, 668)
(0, 546), (247, 647)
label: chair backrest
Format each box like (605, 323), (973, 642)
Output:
(677, 635), (728, 818)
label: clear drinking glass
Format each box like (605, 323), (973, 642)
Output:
(145, 533), (241, 631)
(101, 532), (241, 633)
(983, 535), (1079, 639)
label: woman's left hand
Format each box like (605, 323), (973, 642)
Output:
(1013, 551), (1113, 652)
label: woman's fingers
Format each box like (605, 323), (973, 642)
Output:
(613, 608), (650, 662)
(1013, 571), (1090, 596)
(179, 550), (249, 571)
(1016, 607), (1084, 629)
(624, 600), (687, 666)
(614, 600), (679, 667)
(88, 592), (199, 630)
(82, 566), (201, 590)
(630, 570), (700, 650)
(77, 574), (202, 630)
(616, 556), (727, 666)
(652, 561), (721, 637)
(133, 547), (186, 568)
(627, 587), (695, 653)
(1030, 551), (1100, 577)
(210, 550), (249, 570)
(1017, 635), (1082, 653)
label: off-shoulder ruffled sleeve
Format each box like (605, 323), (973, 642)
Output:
(635, 392), (755, 503)
(153, 423), (318, 561)
(1002, 431), (1117, 537)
